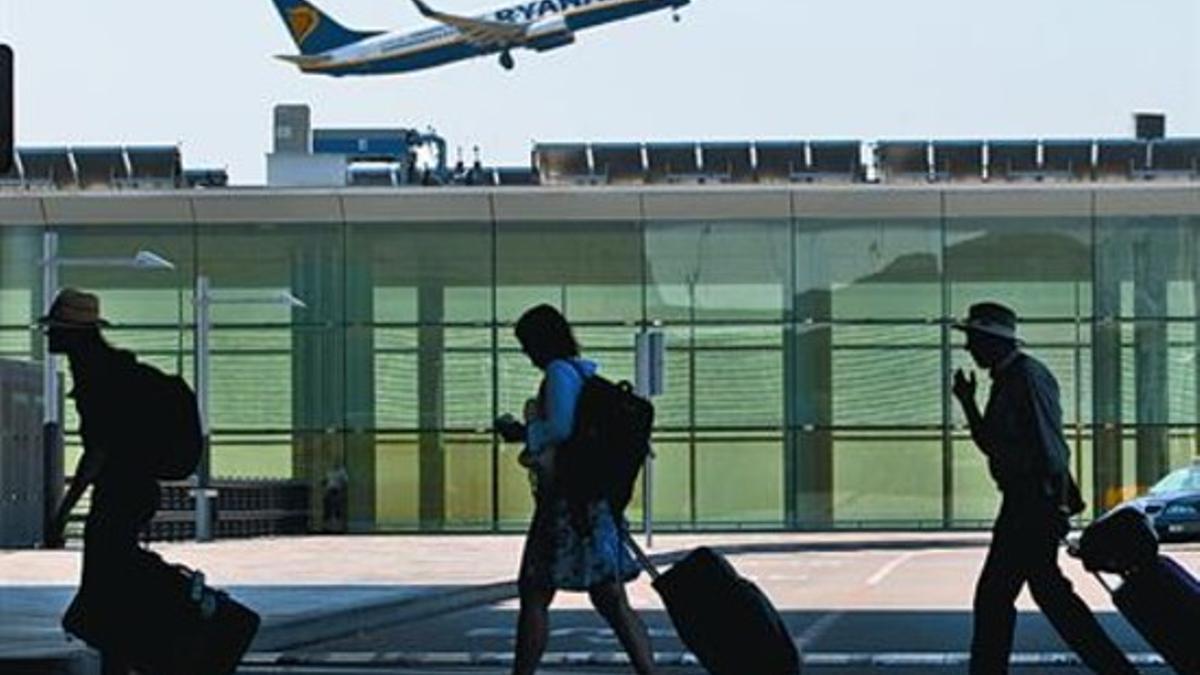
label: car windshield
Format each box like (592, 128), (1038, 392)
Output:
(1150, 467), (1200, 494)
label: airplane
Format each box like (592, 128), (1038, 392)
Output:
(271, 0), (691, 76)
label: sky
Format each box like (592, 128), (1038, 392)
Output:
(1, 0), (1198, 184)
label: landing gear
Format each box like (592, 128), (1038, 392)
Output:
(672, 11), (681, 22)
(499, 50), (515, 70)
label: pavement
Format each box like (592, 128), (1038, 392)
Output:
(1, 532), (1197, 674)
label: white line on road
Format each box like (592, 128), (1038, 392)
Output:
(794, 611), (844, 651)
(865, 551), (922, 586)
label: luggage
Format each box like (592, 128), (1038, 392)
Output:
(1101, 555), (1200, 675)
(63, 549), (260, 675)
(1073, 510), (1200, 674)
(625, 534), (800, 675)
(1076, 506), (1159, 574)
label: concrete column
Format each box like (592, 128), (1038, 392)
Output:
(1092, 236), (1124, 514)
(785, 289), (833, 528)
(1133, 234), (1170, 491)
(417, 283), (445, 530)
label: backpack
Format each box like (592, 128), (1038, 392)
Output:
(557, 364), (654, 527)
(134, 363), (204, 480)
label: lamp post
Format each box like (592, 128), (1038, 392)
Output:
(39, 232), (175, 540)
(192, 275), (305, 542)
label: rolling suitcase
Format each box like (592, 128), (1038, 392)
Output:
(1076, 506), (1160, 574)
(625, 534), (800, 675)
(63, 549), (260, 675)
(1073, 508), (1200, 674)
(1104, 556), (1200, 675)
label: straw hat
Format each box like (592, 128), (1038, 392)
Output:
(36, 288), (111, 328)
(952, 302), (1021, 343)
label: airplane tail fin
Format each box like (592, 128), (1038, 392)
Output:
(270, 0), (382, 55)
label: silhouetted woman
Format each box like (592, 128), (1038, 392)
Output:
(497, 304), (654, 675)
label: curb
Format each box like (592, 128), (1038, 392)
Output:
(251, 546), (693, 651)
(0, 646), (98, 675)
(251, 581), (519, 651)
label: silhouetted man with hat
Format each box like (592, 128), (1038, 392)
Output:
(952, 302), (1135, 674)
(41, 289), (160, 675)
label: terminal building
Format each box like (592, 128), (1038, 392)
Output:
(0, 112), (1197, 535)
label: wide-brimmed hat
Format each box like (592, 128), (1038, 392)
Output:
(952, 302), (1021, 343)
(36, 288), (111, 328)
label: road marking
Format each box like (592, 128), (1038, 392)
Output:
(464, 626), (676, 640)
(866, 551), (921, 586)
(758, 574), (812, 582)
(794, 611), (843, 651)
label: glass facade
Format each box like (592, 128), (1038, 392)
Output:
(0, 186), (1196, 531)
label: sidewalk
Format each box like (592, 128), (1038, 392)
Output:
(0, 532), (996, 672)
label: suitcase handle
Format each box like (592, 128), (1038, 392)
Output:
(622, 530), (661, 581)
(1064, 537), (1117, 594)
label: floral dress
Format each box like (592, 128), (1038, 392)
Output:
(517, 358), (641, 592)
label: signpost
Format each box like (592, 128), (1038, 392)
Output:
(635, 329), (665, 548)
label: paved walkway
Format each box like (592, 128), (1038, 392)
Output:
(0, 535), (526, 665)
(4, 532), (1193, 672)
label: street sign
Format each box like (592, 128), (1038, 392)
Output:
(0, 45), (11, 175)
(634, 330), (665, 398)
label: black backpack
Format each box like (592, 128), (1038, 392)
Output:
(557, 364), (654, 526)
(134, 363), (204, 480)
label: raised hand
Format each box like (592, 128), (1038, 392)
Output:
(953, 368), (977, 405)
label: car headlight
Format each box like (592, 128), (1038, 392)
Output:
(1164, 502), (1200, 517)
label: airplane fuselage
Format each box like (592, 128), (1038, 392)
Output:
(297, 0), (688, 76)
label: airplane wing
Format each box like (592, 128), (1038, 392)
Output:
(411, 0), (527, 48)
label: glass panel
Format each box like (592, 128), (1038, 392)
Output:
(1095, 215), (1199, 319)
(198, 222), (339, 324)
(832, 324), (942, 427)
(203, 327), (292, 432)
(0, 225), (39, 332)
(51, 224), (195, 325)
(646, 220), (790, 322)
(374, 433), (420, 530)
(373, 327), (418, 430)
(211, 433), (293, 479)
(832, 430), (943, 525)
(498, 439), (535, 529)
(695, 345), (783, 429)
(694, 431), (784, 525)
(443, 432), (493, 528)
(498, 220), (642, 324)
(947, 217), (1092, 320)
(795, 218), (942, 321)
(1113, 321), (1197, 425)
(647, 436), (692, 527)
(349, 221), (493, 324)
(951, 435), (1000, 525)
(444, 328), (493, 430)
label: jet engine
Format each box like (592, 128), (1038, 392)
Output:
(526, 15), (576, 51)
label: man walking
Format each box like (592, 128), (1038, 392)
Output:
(952, 302), (1136, 675)
(42, 289), (161, 675)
